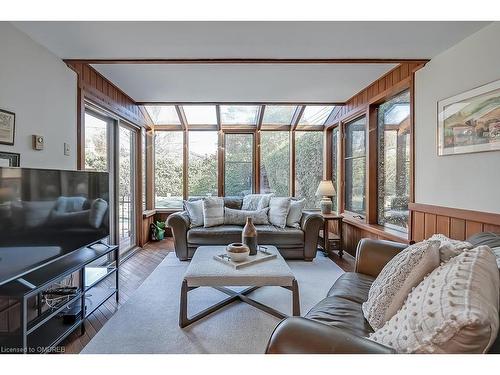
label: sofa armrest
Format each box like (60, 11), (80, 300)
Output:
(266, 317), (394, 354)
(355, 238), (407, 278)
(166, 211), (191, 261)
(300, 212), (324, 260)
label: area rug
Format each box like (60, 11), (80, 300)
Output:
(82, 252), (344, 354)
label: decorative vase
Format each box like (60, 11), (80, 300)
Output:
(242, 217), (258, 256)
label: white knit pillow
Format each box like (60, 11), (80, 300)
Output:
(362, 240), (441, 330)
(368, 245), (500, 353)
(268, 197), (291, 228)
(286, 198), (306, 228)
(428, 233), (473, 263)
(184, 200), (204, 228)
(202, 197), (224, 228)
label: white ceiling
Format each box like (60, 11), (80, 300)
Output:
(10, 21), (489, 102)
(12, 21), (488, 59)
(91, 63), (397, 102)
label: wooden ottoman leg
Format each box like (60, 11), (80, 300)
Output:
(292, 279), (300, 316)
(179, 279), (188, 328)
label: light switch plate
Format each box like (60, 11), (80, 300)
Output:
(32, 135), (44, 150)
(64, 143), (71, 156)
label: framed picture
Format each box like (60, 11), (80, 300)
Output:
(438, 79), (500, 156)
(0, 151), (20, 167)
(0, 109), (16, 146)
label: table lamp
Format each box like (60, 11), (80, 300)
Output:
(316, 180), (336, 214)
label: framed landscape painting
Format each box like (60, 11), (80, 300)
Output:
(438, 79), (500, 156)
(0, 109), (16, 145)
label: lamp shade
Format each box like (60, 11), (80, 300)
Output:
(316, 180), (336, 197)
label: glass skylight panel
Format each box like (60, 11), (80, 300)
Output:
(183, 105), (217, 125)
(261, 105), (297, 125)
(298, 105), (335, 125)
(219, 105), (260, 125)
(145, 105), (181, 125)
(383, 103), (410, 125)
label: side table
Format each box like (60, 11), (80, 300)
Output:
(319, 212), (344, 257)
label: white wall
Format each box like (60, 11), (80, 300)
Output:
(415, 22), (500, 214)
(0, 22), (77, 170)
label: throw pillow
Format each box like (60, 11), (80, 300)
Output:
(268, 197), (292, 228)
(286, 198), (306, 228)
(224, 207), (269, 226)
(362, 240), (441, 330)
(428, 233), (473, 263)
(242, 193), (273, 211)
(184, 200), (204, 228)
(368, 245), (500, 353)
(202, 197), (224, 228)
(89, 198), (108, 228)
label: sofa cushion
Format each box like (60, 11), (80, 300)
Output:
(242, 193), (273, 210)
(184, 200), (204, 228)
(188, 225), (242, 245)
(362, 240), (441, 330)
(254, 225), (303, 246)
(305, 273), (375, 337)
(368, 245), (500, 353)
(286, 198), (306, 229)
(223, 197), (243, 210)
(467, 232), (500, 249)
(187, 225), (304, 246)
(224, 207), (269, 225)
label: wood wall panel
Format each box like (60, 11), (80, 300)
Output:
(424, 213), (437, 239)
(436, 215), (450, 237)
(66, 63), (152, 128)
(327, 62), (424, 125)
(410, 203), (500, 242)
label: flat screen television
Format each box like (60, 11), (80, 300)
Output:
(0, 167), (109, 286)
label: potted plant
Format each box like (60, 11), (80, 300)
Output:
(150, 220), (166, 241)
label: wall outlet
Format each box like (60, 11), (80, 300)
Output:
(32, 135), (44, 150)
(64, 142), (71, 156)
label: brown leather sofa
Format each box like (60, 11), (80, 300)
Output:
(166, 197), (324, 261)
(266, 233), (500, 354)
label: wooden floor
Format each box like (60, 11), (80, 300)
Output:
(61, 239), (352, 354)
(61, 239), (173, 354)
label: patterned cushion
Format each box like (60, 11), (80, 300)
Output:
(286, 198), (306, 228)
(184, 200), (204, 228)
(241, 194), (273, 211)
(369, 245), (500, 353)
(362, 240), (440, 330)
(223, 207), (269, 225)
(202, 197), (224, 228)
(428, 233), (473, 262)
(268, 197), (291, 228)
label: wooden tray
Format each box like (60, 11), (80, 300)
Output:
(213, 250), (277, 269)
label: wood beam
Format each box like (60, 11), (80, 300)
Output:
(64, 58), (430, 65)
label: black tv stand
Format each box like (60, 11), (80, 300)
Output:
(0, 242), (119, 354)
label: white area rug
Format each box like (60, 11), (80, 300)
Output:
(82, 252), (343, 354)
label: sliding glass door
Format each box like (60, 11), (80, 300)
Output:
(118, 125), (137, 253)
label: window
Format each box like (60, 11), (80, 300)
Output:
(142, 129), (147, 210)
(84, 112), (108, 172)
(118, 125), (136, 251)
(188, 131), (218, 198)
(183, 105), (217, 125)
(332, 127), (339, 213)
(299, 105), (335, 125)
(224, 133), (253, 196)
(155, 131), (183, 209)
(145, 105), (181, 125)
(295, 131), (324, 208)
(344, 116), (366, 215)
(260, 131), (290, 196)
(261, 106), (297, 126)
(377, 90), (411, 231)
(220, 105), (260, 125)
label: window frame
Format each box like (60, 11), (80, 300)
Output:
(341, 113), (368, 219)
